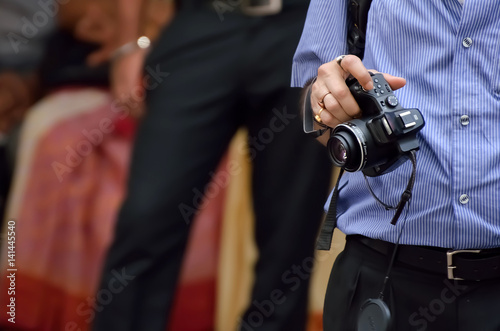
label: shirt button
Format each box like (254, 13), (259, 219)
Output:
(462, 37), (473, 48)
(459, 194), (469, 204)
(460, 115), (470, 126)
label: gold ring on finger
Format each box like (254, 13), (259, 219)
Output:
(320, 92), (331, 105)
(314, 108), (324, 123)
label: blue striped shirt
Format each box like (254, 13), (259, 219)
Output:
(292, 0), (500, 249)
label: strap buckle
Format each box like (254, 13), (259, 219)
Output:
(446, 249), (481, 280)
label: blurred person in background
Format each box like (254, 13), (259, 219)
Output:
(0, 1), (172, 330)
(92, 0), (333, 330)
(0, 0), (56, 218)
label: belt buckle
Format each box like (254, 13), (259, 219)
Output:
(446, 249), (481, 280)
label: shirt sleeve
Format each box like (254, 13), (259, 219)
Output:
(291, 0), (349, 87)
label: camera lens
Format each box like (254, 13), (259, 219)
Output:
(328, 125), (364, 172)
(329, 136), (349, 166)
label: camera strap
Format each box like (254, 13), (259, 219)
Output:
(347, 0), (373, 58)
(364, 151), (417, 225)
(303, 78), (330, 138)
(358, 200), (412, 331)
(316, 151), (417, 251)
(316, 168), (344, 250)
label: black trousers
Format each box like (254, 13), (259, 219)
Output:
(324, 236), (500, 331)
(93, 5), (332, 331)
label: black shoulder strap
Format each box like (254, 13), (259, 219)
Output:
(316, 1), (372, 250)
(313, 1), (373, 250)
(316, 168), (344, 250)
(347, 0), (373, 58)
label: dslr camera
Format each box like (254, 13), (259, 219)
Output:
(328, 73), (425, 177)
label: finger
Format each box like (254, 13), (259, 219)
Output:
(382, 73), (406, 90)
(313, 56), (369, 125)
(316, 57), (365, 120)
(338, 55), (373, 90)
(364, 69), (407, 91)
(310, 94), (339, 129)
(310, 79), (327, 108)
(323, 76), (360, 119)
(311, 90), (352, 128)
(317, 106), (343, 128)
(322, 93), (358, 122)
(311, 68), (343, 111)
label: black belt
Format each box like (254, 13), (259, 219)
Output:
(349, 235), (500, 281)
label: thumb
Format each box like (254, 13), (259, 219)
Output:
(86, 47), (113, 67)
(382, 73), (406, 91)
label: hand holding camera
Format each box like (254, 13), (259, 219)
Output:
(328, 73), (425, 177)
(308, 55), (424, 176)
(310, 55), (406, 131)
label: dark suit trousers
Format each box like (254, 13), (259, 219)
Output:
(324, 236), (500, 331)
(93, 4), (332, 331)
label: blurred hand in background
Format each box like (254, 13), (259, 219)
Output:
(71, 0), (175, 119)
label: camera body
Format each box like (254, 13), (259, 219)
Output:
(328, 73), (425, 177)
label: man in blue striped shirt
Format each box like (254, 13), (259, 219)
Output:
(293, 0), (500, 329)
